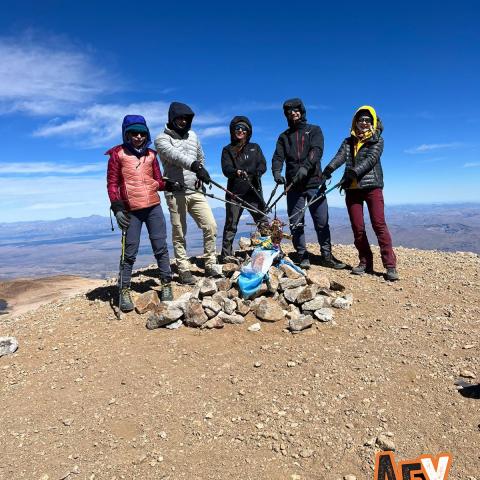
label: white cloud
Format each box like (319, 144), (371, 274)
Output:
(404, 142), (465, 154)
(0, 37), (114, 115)
(0, 162), (104, 175)
(463, 162), (480, 168)
(33, 101), (226, 148)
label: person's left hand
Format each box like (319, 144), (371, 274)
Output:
(165, 179), (184, 192)
(237, 170), (248, 179)
(293, 166), (308, 185)
(341, 168), (357, 188)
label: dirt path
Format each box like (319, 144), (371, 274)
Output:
(0, 245), (479, 480)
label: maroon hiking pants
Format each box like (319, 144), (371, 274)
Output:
(345, 188), (396, 268)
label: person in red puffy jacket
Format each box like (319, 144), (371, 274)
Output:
(107, 114), (180, 311)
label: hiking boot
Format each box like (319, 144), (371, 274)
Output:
(119, 287), (134, 312)
(178, 270), (196, 285)
(351, 263), (374, 275)
(385, 267), (399, 281)
(319, 255), (347, 270)
(299, 253), (311, 270)
(160, 281), (174, 301)
(205, 265), (222, 278)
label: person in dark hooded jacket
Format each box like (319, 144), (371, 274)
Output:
(107, 114), (180, 311)
(220, 116), (267, 262)
(323, 106), (398, 281)
(272, 98), (346, 269)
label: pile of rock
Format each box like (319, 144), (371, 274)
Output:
(135, 255), (353, 333)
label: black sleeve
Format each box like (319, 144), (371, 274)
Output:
(255, 144), (267, 176)
(352, 137), (384, 177)
(221, 147), (237, 179)
(271, 135), (285, 174)
(303, 126), (324, 171)
(325, 139), (349, 172)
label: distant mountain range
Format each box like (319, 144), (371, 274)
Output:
(0, 203), (478, 279)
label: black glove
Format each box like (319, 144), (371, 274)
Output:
(341, 168), (357, 188)
(190, 161), (211, 184)
(165, 179), (184, 192)
(273, 170), (286, 185)
(292, 166), (308, 185)
(237, 170), (248, 179)
(115, 211), (130, 230)
(322, 166), (334, 180)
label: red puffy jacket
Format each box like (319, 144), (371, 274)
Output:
(106, 145), (166, 213)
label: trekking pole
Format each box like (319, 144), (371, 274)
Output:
(265, 183), (279, 211)
(267, 182), (294, 213)
(208, 178), (269, 219)
(289, 180), (342, 231)
(243, 175), (266, 208)
(115, 228), (127, 320)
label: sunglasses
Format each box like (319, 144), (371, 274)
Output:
(357, 116), (372, 124)
(234, 125), (248, 132)
(287, 107), (301, 114)
(129, 131), (147, 137)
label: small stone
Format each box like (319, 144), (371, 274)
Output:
(266, 268), (280, 292)
(286, 305), (301, 320)
(201, 317), (225, 329)
(314, 308), (334, 322)
(255, 298), (284, 322)
(161, 304), (184, 322)
(199, 278), (217, 297)
(158, 431), (167, 439)
(288, 315), (314, 333)
(239, 237), (252, 250)
(135, 290), (160, 314)
(0, 337), (18, 357)
(223, 298), (237, 315)
(332, 294), (353, 310)
(227, 287), (240, 299)
(460, 370), (476, 379)
(254, 361), (262, 368)
(344, 475), (357, 480)
(287, 361), (296, 367)
(463, 344), (476, 350)
(302, 297), (325, 311)
(212, 291), (228, 305)
(299, 448), (314, 458)
(280, 276), (307, 290)
(280, 263), (303, 279)
(330, 280), (346, 292)
(283, 286), (304, 304)
(62, 418), (73, 426)
(205, 412), (213, 419)
(248, 323), (261, 332)
(217, 311), (245, 324)
(222, 263), (239, 276)
(184, 298), (208, 328)
(306, 271), (330, 288)
(376, 434), (396, 451)
(296, 285), (319, 304)
(202, 298), (222, 315)
(215, 277), (231, 292)
(235, 298), (251, 315)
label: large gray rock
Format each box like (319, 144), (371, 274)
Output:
(146, 313), (177, 330)
(184, 298), (208, 327)
(217, 311), (245, 324)
(314, 308), (334, 322)
(296, 285), (319, 304)
(283, 286), (304, 304)
(255, 298), (284, 322)
(288, 315), (314, 333)
(167, 292), (192, 313)
(223, 297), (237, 315)
(161, 303), (184, 322)
(280, 276), (307, 291)
(199, 278), (217, 297)
(135, 290), (160, 314)
(0, 337), (18, 357)
(301, 296), (326, 311)
(202, 298), (222, 318)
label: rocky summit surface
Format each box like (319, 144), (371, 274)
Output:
(0, 243), (479, 480)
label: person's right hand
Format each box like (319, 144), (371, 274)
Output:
(322, 166), (334, 180)
(237, 170), (248, 179)
(191, 161), (211, 184)
(273, 170), (286, 185)
(115, 211), (130, 230)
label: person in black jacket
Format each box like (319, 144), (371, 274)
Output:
(220, 116), (267, 262)
(323, 105), (398, 281)
(272, 98), (346, 269)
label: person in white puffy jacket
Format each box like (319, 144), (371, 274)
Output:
(155, 102), (220, 284)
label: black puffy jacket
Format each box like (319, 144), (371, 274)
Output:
(326, 108), (385, 190)
(272, 98), (324, 191)
(221, 116), (267, 196)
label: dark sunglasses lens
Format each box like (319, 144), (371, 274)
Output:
(235, 126), (247, 132)
(130, 131), (147, 136)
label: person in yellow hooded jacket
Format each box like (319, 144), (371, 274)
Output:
(323, 106), (398, 281)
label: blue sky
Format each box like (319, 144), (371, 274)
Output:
(0, 0), (479, 222)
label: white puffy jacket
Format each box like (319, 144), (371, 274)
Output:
(155, 126), (205, 194)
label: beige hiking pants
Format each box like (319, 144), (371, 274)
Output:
(165, 192), (217, 273)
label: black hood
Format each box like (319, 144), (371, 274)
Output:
(229, 115), (252, 144)
(167, 102), (195, 136)
(283, 98), (307, 128)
